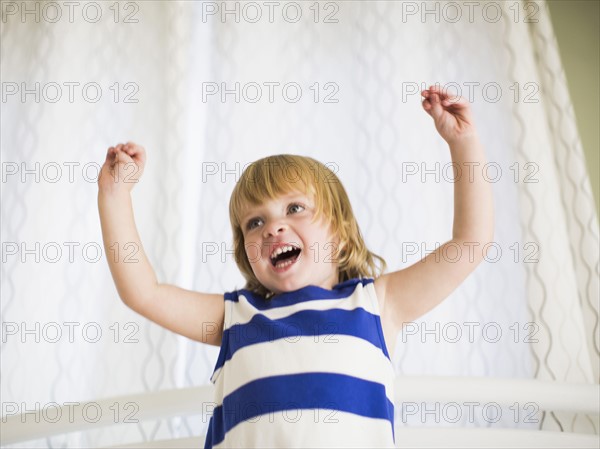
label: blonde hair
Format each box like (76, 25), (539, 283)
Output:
(229, 154), (387, 298)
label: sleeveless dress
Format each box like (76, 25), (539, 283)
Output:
(204, 277), (396, 448)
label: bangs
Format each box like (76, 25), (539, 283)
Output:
(230, 155), (320, 226)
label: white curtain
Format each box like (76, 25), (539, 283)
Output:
(1, 1), (598, 447)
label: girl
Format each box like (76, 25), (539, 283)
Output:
(97, 86), (494, 448)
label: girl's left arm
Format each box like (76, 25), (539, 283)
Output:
(375, 86), (495, 335)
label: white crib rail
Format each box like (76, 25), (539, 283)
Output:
(2, 376), (598, 448)
(395, 376), (599, 413)
(107, 429), (600, 449)
(1, 385), (214, 445)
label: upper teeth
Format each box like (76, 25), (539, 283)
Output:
(271, 245), (297, 259)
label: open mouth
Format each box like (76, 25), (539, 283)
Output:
(270, 245), (302, 269)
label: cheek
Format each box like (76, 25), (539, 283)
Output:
(244, 242), (262, 264)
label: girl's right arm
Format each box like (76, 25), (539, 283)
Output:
(97, 142), (224, 347)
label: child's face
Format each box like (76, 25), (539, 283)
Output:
(240, 190), (340, 296)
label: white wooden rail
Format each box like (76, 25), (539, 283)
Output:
(2, 376), (598, 448)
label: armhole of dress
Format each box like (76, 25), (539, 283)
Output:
(209, 293), (232, 385)
(364, 279), (393, 362)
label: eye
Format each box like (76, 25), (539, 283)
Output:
(246, 218), (263, 230)
(288, 203), (305, 214)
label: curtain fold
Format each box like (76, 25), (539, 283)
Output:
(531, 0), (599, 385)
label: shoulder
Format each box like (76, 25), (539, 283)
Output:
(337, 277), (376, 297)
(373, 276), (387, 307)
(225, 286), (267, 301)
(338, 276), (376, 289)
(345, 277), (382, 310)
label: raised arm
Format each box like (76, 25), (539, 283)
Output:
(431, 89), (494, 243)
(375, 86), (495, 333)
(97, 143), (224, 346)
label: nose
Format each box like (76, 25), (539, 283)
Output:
(263, 220), (287, 238)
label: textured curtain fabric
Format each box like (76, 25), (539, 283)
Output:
(1, 1), (598, 446)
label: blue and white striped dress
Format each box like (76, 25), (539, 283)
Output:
(204, 277), (396, 448)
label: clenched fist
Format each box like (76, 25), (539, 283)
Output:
(98, 142), (146, 194)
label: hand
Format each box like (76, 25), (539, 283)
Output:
(98, 142), (146, 194)
(421, 85), (478, 146)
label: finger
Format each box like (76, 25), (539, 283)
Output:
(123, 142), (140, 156)
(427, 85), (459, 103)
(114, 146), (133, 164)
(118, 149), (134, 163)
(137, 146), (147, 165)
(426, 92), (445, 120)
(443, 98), (473, 123)
(126, 144), (146, 166)
(106, 147), (118, 167)
(442, 95), (467, 107)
